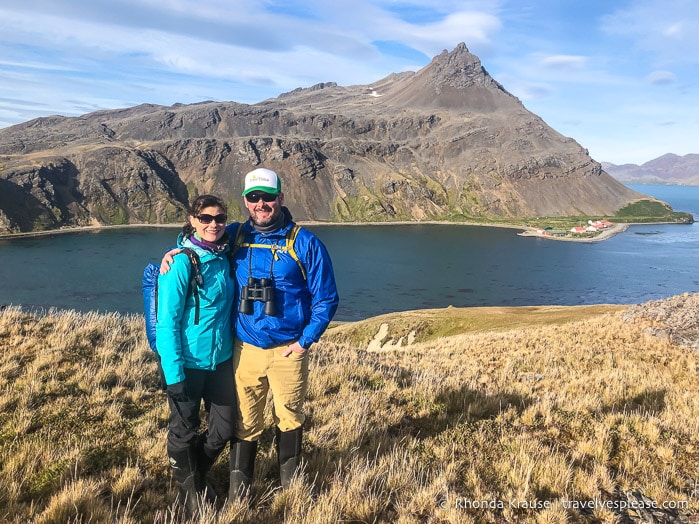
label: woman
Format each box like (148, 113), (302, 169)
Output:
(156, 194), (236, 515)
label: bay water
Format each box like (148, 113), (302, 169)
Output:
(0, 184), (697, 321)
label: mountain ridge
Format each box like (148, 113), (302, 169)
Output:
(0, 43), (646, 234)
(603, 153), (699, 185)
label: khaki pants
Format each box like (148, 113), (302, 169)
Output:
(233, 338), (309, 441)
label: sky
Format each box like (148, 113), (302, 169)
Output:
(0, 0), (697, 165)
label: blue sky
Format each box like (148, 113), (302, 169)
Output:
(0, 0), (696, 165)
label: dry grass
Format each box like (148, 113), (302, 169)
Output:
(1, 300), (698, 523)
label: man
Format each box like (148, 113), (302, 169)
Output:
(163, 167), (339, 497)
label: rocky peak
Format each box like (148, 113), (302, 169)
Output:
(425, 42), (503, 91)
(379, 42), (514, 110)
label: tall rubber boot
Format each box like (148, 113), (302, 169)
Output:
(228, 438), (257, 499)
(195, 435), (221, 504)
(277, 427), (303, 489)
(168, 445), (202, 518)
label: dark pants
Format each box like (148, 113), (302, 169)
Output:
(167, 357), (236, 456)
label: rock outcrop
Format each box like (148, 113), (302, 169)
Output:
(0, 43), (645, 234)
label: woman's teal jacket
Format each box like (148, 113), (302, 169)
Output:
(155, 238), (235, 385)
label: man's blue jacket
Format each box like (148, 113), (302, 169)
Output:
(226, 219), (339, 349)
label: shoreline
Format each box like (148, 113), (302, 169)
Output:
(0, 223), (183, 240)
(0, 219), (678, 243)
(515, 223), (630, 243)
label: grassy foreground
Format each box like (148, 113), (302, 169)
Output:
(1, 301), (698, 523)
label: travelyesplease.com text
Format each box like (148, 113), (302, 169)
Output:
(446, 497), (689, 511)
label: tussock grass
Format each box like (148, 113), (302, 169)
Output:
(1, 302), (697, 523)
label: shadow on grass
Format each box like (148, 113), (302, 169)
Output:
(599, 387), (667, 416)
(385, 386), (535, 441)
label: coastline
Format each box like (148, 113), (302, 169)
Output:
(0, 219), (647, 243)
(0, 223), (183, 240)
(516, 223), (630, 243)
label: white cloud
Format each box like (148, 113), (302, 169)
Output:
(508, 82), (553, 101)
(0, 0), (505, 108)
(0, 59), (75, 72)
(407, 11), (501, 56)
(662, 22), (685, 38)
(601, 0), (699, 66)
(645, 70), (677, 85)
(540, 55), (587, 71)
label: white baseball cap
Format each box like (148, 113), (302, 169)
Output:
(242, 168), (282, 196)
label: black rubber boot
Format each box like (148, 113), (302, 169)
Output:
(277, 427), (303, 489)
(168, 445), (202, 518)
(195, 435), (221, 504)
(228, 438), (257, 500)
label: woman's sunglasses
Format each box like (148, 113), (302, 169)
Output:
(196, 213), (227, 224)
(245, 192), (278, 203)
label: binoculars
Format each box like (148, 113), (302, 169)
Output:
(239, 276), (276, 316)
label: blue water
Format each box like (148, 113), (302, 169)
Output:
(0, 185), (697, 321)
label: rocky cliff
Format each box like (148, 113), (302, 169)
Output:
(0, 43), (644, 234)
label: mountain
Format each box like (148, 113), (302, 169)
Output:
(603, 153), (699, 185)
(0, 43), (645, 234)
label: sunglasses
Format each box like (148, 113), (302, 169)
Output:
(245, 192), (278, 203)
(196, 213), (227, 224)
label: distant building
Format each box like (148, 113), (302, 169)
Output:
(587, 219), (614, 231)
